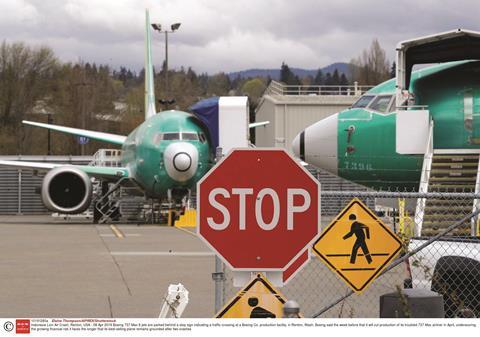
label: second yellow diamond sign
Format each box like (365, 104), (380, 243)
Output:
(313, 198), (403, 293)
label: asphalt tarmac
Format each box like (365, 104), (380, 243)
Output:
(0, 215), (215, 318)
(0, 215), (408, 318)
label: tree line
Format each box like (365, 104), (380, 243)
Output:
(279, 63), (349, 86)
(0, 38), (392, 155)
(279, 39), (392, 87)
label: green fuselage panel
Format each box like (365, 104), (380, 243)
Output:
(413, 62), (480, 147)
(337, 110), (422, 190)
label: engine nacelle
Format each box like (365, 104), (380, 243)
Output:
(41, 167), (93, 214)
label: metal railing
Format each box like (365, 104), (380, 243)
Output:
(89, 149), (123, 167)
(415, 119), (434, 236)
(265, 80), (373, 96)
(396, 105), (429, 110)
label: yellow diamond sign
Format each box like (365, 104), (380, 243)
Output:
(216, 274), (298, 318)
(313, 198), (403, 293)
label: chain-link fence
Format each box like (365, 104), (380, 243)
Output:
(218, 190), (480, 318)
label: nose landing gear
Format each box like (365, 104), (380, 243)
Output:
(162, 188), (193, 226)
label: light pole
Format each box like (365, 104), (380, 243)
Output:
(151, 22), (181, 109)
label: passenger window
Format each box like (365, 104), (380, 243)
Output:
(369, 95), (393, 113)
(352, 95), (375, 108)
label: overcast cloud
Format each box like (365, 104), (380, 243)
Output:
(1, 0), (479, 73)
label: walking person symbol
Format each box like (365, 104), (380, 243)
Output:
(342, 214), (373, 264)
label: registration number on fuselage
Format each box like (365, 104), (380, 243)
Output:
(344, 161), (373, 171)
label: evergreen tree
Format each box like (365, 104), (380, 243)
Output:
(324, 72), (333, 85)
(339, 73), (349, 85)
(186, 67), (197, 82)
(197, 73), (209, 94)
(280, 62), (291, 84)
(279, 62), (300, 85)
(314, 69), (324, 85)
(207, 72), (231, 96)
(332, 69), (340, 85)
(230, 74), (243, 91)
(390, 61), (396, 78)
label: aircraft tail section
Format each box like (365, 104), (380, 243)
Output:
(144, 9), (156, 120)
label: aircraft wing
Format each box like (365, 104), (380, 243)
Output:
(23, 120), (127, 145)
(249, 121), (270, 128)
(0, 160), (129, 180)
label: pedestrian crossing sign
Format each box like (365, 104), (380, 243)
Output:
(215, 274), (299, 318)
(313, 198), (403, 293)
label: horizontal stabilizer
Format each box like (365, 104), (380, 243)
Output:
(249, 121), (270, 128)
(23, 121), (127, 145)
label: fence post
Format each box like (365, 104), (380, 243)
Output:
(283, 300), (301, 318)
(213, 257), (225, 314)
(17, 169), (22, 214)
(212, 147), (225, 314)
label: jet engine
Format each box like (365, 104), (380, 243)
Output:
(41, 167), (93, 214)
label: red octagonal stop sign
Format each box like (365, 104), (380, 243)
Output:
(197, 149), (321, 271)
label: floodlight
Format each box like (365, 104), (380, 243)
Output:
(151, 23), (162, 31)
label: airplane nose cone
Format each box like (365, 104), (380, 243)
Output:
(164, 142), (199, 182)
(173, 152), (192, 172)
(292, 131), (305, 161)
(292, 113), (338, 174)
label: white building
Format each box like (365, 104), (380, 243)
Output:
(255, 81), (371, 153)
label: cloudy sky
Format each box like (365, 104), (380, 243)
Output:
(1, 0), (479, 73)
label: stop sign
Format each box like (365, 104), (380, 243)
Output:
(197, 149), (321, 271)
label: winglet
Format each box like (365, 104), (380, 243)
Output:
(145, 9), (157, 120)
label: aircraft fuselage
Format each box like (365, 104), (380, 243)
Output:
(122, 110), (213, 200)
(294, 61), (480, 190)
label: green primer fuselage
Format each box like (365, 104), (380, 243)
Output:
(121, 110), (213, 199)
(337, 61), (480, 190)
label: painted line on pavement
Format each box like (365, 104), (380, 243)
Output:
(100, 234), (141, 237)
(110, 251), (214, 257)
(174, 226), (198, 238)
(110, 224), (125, 239)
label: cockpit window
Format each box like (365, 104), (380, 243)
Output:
(154, 132), (199, 144)
(181, 132), (199, 141)
(352, 95), (375, 108)
(153, 134), (162, 144)
(369, 95), (393, 113)
(199, 132), (206, 143)
(161, 132), (181, 140)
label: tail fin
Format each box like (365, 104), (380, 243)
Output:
(144, 9), (156, 120)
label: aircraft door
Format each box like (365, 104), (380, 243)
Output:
(464, 90), (480, 143)
(344, 124), (356, 155)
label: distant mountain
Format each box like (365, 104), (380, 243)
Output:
(227, 62), (351, 81)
